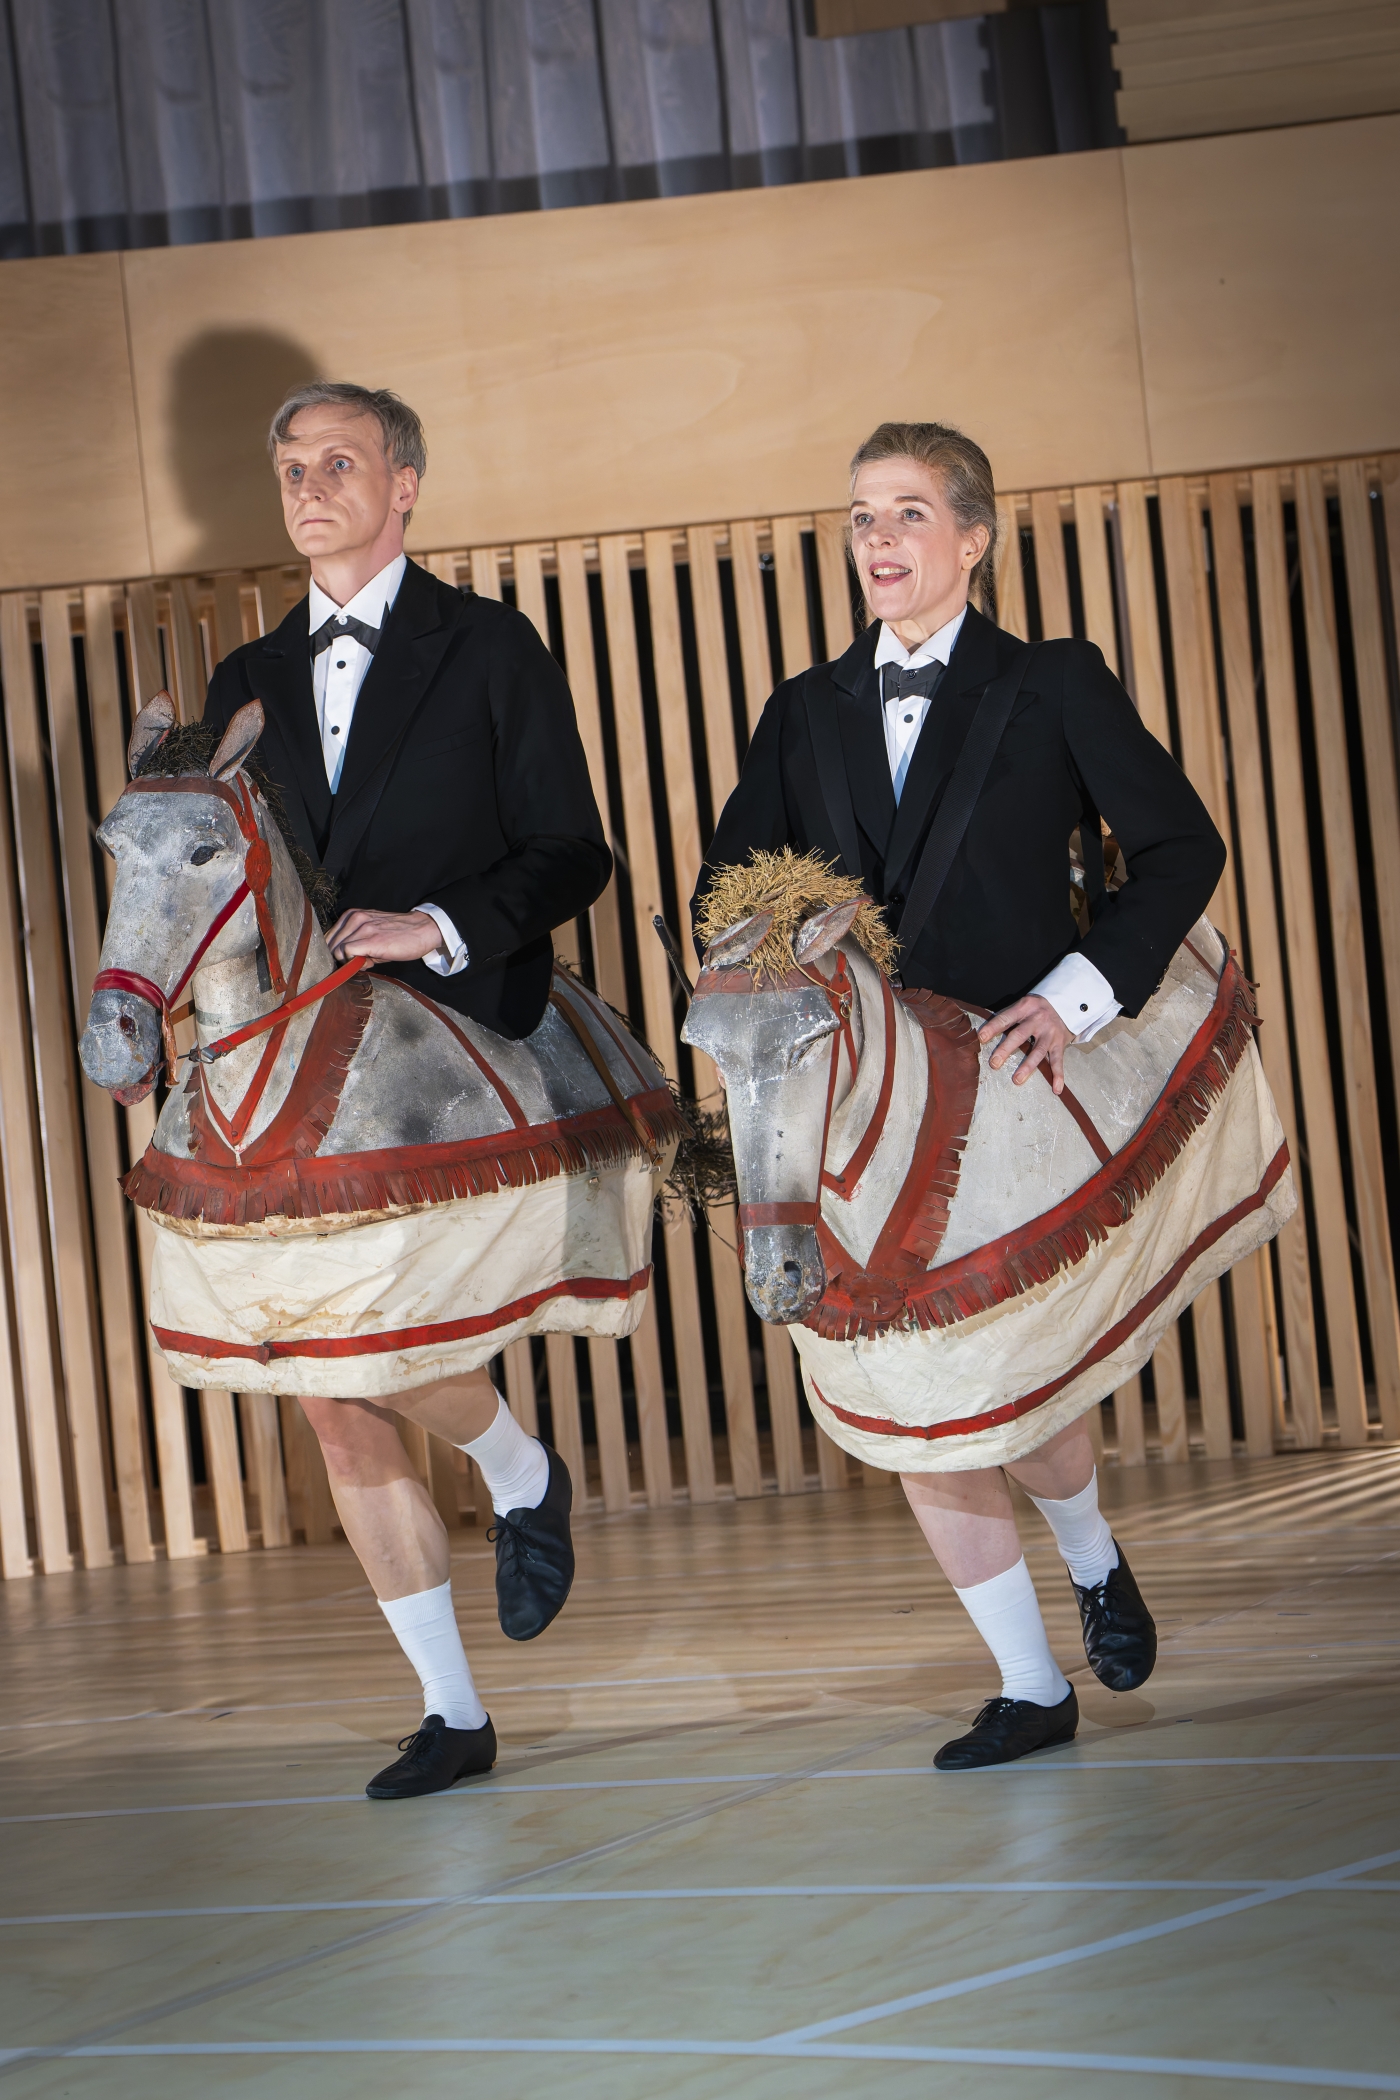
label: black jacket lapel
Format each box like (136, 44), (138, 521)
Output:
(323, 560), (463, 884)
(883, 607), (1003, 891)
(245, 598), (333, 854)
(828, 629), (896, 867)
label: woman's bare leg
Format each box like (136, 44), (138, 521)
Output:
(299, 1394), (448, 1601)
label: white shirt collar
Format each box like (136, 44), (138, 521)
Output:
(872, 605), (968, 677)
(308, 552), (407, 636)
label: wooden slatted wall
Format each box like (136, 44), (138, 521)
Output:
(0, 452), (1396, 1572)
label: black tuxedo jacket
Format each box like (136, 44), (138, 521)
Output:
(203, 558), (611, 1038)
(693, 607), (1225, 1018)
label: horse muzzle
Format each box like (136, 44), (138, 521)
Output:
(740, 1220), (826, 1324)
(80, 987), (164, 1104)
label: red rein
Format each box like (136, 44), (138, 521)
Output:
(718, 953), (855, 1237)
(92, 773), (358, 1095)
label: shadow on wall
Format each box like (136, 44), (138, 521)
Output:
(167, 330), (320, 573)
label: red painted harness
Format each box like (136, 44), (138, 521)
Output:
(92, 774), (367, 1140)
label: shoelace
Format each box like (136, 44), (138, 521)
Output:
(395, 1726), (435, 1756)
(486, 1512), (540, 1561)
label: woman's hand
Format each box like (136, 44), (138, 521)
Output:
(978, 994), (1074, 1094)
(325, 908), (444, 964)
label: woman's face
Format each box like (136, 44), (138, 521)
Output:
(849, 457), (989, 637)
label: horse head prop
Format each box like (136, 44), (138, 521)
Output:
(80, 695), (323, 1106)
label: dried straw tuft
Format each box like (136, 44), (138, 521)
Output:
(696, 847), (898, 978)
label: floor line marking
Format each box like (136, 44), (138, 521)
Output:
(10, 1878), (1400, 1928)
(768, 1844), (1400, 2044)
(0, 2038), (1394, 2090)
(6, 1753), (1397, 1826)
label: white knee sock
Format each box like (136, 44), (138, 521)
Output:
(1027, 1470), (1118, 1589)
(953, 1557), (1071, 1707)
(460, 1394), (550, 1516)
(379, 1579), (487, 1731)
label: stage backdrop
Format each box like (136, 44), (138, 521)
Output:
(0, 119), (1397, 1572)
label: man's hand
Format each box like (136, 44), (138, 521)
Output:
(978, 994), (1074, 1094)
(326, 908), (444, 964)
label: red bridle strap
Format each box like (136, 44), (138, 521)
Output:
(194, 952), (370, 1065)
(122, 773), (286, 992)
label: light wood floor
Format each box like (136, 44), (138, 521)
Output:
(2, 1448), (1398, 2098)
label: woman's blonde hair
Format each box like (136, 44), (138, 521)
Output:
(849, 421), (1000, 616)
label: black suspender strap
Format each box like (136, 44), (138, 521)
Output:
(894, 644), (1039, 961)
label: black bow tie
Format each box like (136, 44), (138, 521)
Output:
(311, 612), (383, 658)
(882, 658), (946, 705)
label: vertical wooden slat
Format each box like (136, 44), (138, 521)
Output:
(599, 534), (716, 1504)
(814, 511), (855, 660)
(501, 1339), (538, 1437)
(210, 575), (247, 665)
(587, 1337), (633, 1511)
(994, 495), (1027, 640)
(645, 529), (763, 1498)
(199, 1391), (249, 1553)
(125, 580), (163, 700)
(1114, 1373), (1147, 1467)
(239, 1393), (290, 1547)
(3, 595), (112, 1567)
(1207, 477), (1314, 1453)
(1116, 481), (1170, 742)
(1072, 486), (1119, 673)
(424, 550), (464, 587)
(728, 519), (774, 729)
(555, 538), (670, 1506)
(1029, 490), (1072, 639)
(510, 543), (550, 641)
(1295, 466), (1400, 1443)
(687, 525), (741, 804)
(1190, 1290), (1232, 1460)
(543, 1333), (587, 1497)
(253, 569), (290, 638)
(771, 516), (813, 677)
(1338, 463), (1400, 1398)
(1253, 468), (1369, 1445)
(44, 590), (154, 1562)
(167, 577), (207, 721)
(468, 547), (503, 599)
(279, 1396), (337, 1544)
(1152, 1325), (1190, 1464)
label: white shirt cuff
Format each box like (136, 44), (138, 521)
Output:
(415, 903), (469, 977)
(1033, 952), (1121, 1044)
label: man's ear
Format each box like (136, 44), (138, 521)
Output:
(794, 897), (866, 965)
(208, 701), (265, 782)
(702, 912), (773, 968)
(127, 691), (176, 777)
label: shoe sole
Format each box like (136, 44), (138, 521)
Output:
(934, 1719), (1079, 1772)
(366, 1761), (495, 1800)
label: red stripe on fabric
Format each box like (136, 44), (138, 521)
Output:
(813, 1142), (1289, 1441)
(152, 1268), (652, 1364)
(389, 980), (528, 1127)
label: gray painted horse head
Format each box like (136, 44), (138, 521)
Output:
(681, 897), (867, 1325)
(79, 694), (300, 1102)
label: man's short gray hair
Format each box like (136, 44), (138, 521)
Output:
(268, 381), (427, 522)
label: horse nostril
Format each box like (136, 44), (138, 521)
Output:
(118, 1015), (137, 1037)
(783, 1260), (802, 1288)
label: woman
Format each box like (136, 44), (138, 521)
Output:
(693, 422), (1225, 1769)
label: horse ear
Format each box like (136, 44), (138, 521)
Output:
(703, 911), (773, 968)
(793, 896), (866, 965)
(127, 690), (176, 777)
(208, 701), (265, 782)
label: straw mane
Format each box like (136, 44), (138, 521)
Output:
(134, 721), (339, 928)
(697, 847), (899, 978)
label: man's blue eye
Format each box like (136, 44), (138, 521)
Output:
(288, 465), (302, 480)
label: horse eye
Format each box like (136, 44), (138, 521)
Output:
(190, 844), (218, 866)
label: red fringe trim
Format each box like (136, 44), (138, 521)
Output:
(124, 1088), (686, 1228)
(806, 954), (1260, 1342)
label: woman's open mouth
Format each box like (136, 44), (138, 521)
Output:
(867, 562), (912, 587)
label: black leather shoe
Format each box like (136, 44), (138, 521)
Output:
(489, 1445), (575, 1642)
(366, 1712), (496, 1799)
(1072, 1543), (1157, 1691)
(934, 1686), (1078, 1770)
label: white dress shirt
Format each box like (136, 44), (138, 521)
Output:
(874, 613), (1120, 1045)
(308, 555), (467, 977)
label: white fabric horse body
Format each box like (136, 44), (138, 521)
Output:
(684, 895), (1293, 1471)
(80, 699), (679, 1399)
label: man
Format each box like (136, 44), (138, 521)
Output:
(203, 380), (611, 1799)
(694, 421), (1225, 1770)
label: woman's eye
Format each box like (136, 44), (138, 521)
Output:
(190, 844), (218, 866)
(901, 509), (926, 522)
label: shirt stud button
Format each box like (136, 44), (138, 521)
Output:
(1080, 1002), (1088, 1011)
(335, 659), (346, 668)
(331, 726), (341, 735)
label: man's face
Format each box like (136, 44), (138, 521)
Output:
(273, 405), (417, 560)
